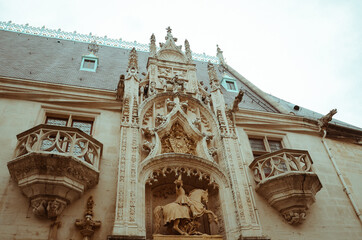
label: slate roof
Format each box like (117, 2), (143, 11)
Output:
(0, 29), (360, 133)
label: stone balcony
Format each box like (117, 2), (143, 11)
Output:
(7, 124), (103, 219)
(249, 149), (322, 225)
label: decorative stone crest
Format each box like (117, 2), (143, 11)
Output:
(75, 196), (101, 240)
(88, 40), (99, 55)
(161, 122), (196, 155)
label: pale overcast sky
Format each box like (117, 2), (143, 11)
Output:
(1, 0), (361, 128)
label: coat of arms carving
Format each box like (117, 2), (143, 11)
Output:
(161, 122), (196, 155)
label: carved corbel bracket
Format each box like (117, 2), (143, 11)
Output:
(31, 197), (67, 219)
(249, 149), (322, 225)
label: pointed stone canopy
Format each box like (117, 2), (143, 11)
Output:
(156, 27), (188, 63)
(126, 47), (139, 80)
(184, 39), (192, 63)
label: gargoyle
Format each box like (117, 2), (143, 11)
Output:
(232, 89), (244, 112)
(317, 109), (337, 131)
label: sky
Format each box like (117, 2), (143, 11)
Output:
(1, 0), (361, 128)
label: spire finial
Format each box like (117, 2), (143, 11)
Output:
(165, 26), (177, 42)
(166, 26), (172, 34)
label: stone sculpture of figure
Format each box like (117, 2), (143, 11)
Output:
(171, 75), (185, 93)
(47, 200), (65, 219)
(174, 175), (190, 206)
(153, 175), (218, 236)
(148, 81), (157, 96)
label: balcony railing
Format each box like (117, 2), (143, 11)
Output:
(249, 149), (313, 183)
(14, 124), (102, 169)
(249, 149), (322, 225)
(8, 124), (103, 219)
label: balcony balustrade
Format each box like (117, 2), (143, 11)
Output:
(249, 149), (322, 225)
(7, 124), (103, 219)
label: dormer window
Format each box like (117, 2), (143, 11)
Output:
(80, 54), (98, 72)
(221, 74), (238, 92)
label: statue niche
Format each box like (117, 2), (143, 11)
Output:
(153, 175), (218, 236)
(161, 122), (196, 155)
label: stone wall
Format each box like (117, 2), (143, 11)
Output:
(237, 126), (362, 240)
(0, 98), (121, 240)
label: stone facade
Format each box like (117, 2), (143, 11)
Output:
(0, 25), (361, 240)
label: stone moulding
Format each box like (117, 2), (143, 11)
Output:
(249, 149), (322, 225)
(7, 124), (103, 219)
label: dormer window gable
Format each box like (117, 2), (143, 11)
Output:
(80, 53), (98, 72)
(221, 74), (238, 92)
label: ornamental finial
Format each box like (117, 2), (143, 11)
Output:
(88, 39), (99, 55)
(166, 26), (172, 34)
(150, 33), (156, 57)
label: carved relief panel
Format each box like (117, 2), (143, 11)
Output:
(139, 94), (220, 162)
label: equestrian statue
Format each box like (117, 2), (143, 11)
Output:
(153, 175), (218, 235)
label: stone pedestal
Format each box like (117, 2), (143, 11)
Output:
(153, 235), (223, 240)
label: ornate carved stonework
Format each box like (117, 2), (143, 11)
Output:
(31, 197), (67, 219)
(126, 47), (139, 80)
(249, 149), (322, 224)
(150, 33), (156, 57)
(75, 196), (101, 240)
(208, 62), (220, 91)
(7, 124), (102, 218)
(161, 122), (196, 155)
(153, 176), (219, 236)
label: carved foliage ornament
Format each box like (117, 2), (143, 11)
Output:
(75, 196), (101, 240)
(145, 166), (218, 189)
(161, 122), (196, 155)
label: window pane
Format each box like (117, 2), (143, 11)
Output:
(249, 138), (266, 151)
(269, 140), (282, 152)
(83, 59), (95, 69)
(46, 117), (67, 126)
(72, 120), (93, 135)
(226, 81), (236, 90)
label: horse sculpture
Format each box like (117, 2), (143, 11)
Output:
(153, 176), (218, 235)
